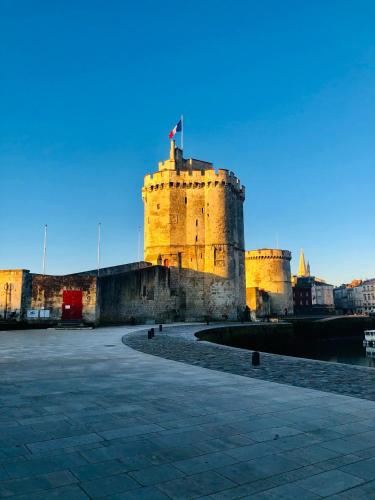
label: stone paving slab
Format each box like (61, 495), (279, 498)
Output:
(0, 325), (375, 498)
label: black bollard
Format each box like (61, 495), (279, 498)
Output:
(252, 351), (260, 366)
(147, 330), (152, 340)
(159, 324), (163, 332)
(150, 327), (155, 338)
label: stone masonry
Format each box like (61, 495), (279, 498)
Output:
(142, 141), (246, 320)
(245, 249), (294, 316)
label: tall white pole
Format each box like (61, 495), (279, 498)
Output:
(42, 224), (47, 275)
(181, 114), (184, 151)
(97, 222), (101, 277)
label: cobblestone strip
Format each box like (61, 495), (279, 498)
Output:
(123, 324), (375, 401)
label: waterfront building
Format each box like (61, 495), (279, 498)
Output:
(334, 279), (375, 314)
(361, 279), (375, 313)
(292, 254), (334, 314)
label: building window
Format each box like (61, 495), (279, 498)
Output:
(157, 203), (160, 210)
(195, 235), (198, 242)
(196, 219), (198, 226)
(185, 197), (187, 204)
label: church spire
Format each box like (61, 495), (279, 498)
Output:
(298, 249), (308, 277)
(306, 261), (311, 277)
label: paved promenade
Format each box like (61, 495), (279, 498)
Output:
(124, 324), (375, 401)
(0, 325), (375, 499)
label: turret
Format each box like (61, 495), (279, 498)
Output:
(245, 248), (294, 315)
(298, 249), (308, 277)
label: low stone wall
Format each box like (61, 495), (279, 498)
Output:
(196, 323), (294, 352)
(290, 316), (375, 339)
(196, 317), (375, 354)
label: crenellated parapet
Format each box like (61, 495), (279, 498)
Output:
(245, 249), (292, 261)
(142, 168), (245, 200)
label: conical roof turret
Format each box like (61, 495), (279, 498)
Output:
(298, 249), (308, 277)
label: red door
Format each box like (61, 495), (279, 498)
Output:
(62, 290), (83, 320)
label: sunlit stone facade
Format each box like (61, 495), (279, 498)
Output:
(245, 249), (294, 316)
(142, 141), (246, 320)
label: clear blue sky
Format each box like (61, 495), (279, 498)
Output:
(1, 0), (374, 285)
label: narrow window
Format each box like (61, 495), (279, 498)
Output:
(195, 219), (198, 227)
(157, 203), (160, 210)
(185, 197), (187, 204)
(201, 208), (204, 214)
(195, 235), (198, 242)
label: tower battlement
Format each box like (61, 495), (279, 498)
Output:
(245, 249), (292, 261)
(143, 168), (245, 200)
(143, 140), (245, 199)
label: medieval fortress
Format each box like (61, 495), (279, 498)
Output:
(0, 142), (293, 324)
(143, 142), (246, 320)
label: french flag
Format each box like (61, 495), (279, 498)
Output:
(169, 119), (182, 139)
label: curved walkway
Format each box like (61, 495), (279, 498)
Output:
(123, 323), (375, 402)
(0, 325), (374, 498)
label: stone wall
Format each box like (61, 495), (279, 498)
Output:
(0, 269), (28, 320)
(97, 266), (180, 324)
(246, 287), (271, 318)
(30, 274), (98, 324)
(245, 249), (294, 316)
(96, 263), (246, 324)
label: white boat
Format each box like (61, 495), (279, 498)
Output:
(363, 330), (375, 346)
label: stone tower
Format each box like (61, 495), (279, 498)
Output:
(142, 141), (246, 320)
(245, 249), (293, 315)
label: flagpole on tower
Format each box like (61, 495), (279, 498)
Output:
(181, 115), (184, 151)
